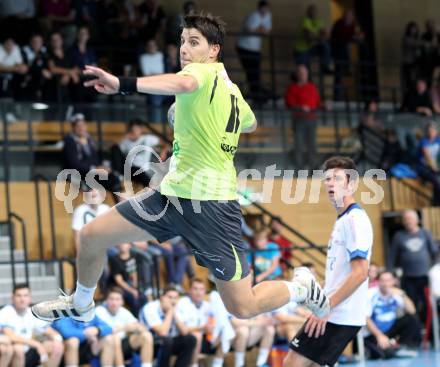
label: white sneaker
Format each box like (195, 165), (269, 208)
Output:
(31, 294), (95, 322)
(293, 267), (330, 318)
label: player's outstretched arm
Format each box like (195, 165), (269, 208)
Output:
(83, 65), (198, 96)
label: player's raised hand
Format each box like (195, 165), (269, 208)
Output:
(83, 65), (120, 94)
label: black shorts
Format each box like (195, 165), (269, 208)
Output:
(116, 190), (249, 281)
(289, 322), (361, 367)
(121, 336), (140, 359)
(25, 348), (40, 367)
(79, 342), (98, 364)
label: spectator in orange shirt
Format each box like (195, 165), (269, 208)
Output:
(284, 64), (321, 169)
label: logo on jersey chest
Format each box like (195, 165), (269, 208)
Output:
(221, 142), (237, 155)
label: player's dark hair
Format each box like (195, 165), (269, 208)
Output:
(13, 283), (29, 294)
(106, 287), (124, 298)
(258, 1), (269, 9)
(190, 277), (205, 287)
(182, 12), (226, 60)
(161, 285), (179, 296)
(377, 270), (393, 279)
(127, 119), (144, 132)
(323, 156), (357, 182)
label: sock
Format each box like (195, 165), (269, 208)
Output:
(117, 365), (125, 367)
(141, 364), (152, 367)
(283, 281), (307, 303)
(235, 352), (245, 367)
(73, 281), (96, 308)
(212, 357), (224, 367)
(65, 365), (78, 367)
(256, 348), (270, 366)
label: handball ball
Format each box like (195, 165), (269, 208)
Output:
(167, 102), (176, 129)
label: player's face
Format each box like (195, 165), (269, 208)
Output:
(324, 168), (355, 207)
(106, 292), (123, 313)
(189, 282), (206, 304)
(378, 273), (395, 294)
(13, 288), (31, 311)
(180, 28), (220, 67)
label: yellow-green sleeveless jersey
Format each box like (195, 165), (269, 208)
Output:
(160, 62), (255, 200)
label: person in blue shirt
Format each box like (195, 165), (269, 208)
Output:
(249, 229), (282, 283)
(52, 315), (117, 367)
(416, 122), (440, 205)
(365, 271), (421, 359)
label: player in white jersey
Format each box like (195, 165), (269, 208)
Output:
(285, 156), (373, 367)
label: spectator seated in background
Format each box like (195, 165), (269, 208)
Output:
(380, 129), (418, 179)
(21, 34), (52, 101)
(207, 280), (236, 366)
(401, 78), (433, 116)
(139, 39), (167, 122)
(272, 301), (310, 342)
(293, 4), (332, 73)
(95, 287), (154, 367)
(71, 188), (110, 255)
(230, 313), (275, 367)
(390, 209), (438, 322)
(52, 314), (117, 367)
(0, 37), (28, 98)
(47, 32), (81, 102)
(109, 243), (146, 315)
(111, 119), (162, 188)
(269, 216), (293, 270)
(365, 271), (421, 359)
(250, 228), (282, 283)
(415, 122), (440, 205)
(140, 285), (197, 367)
(68, 25), (97, 102)
(63, 113), (122, 202)
(284, 64), (322, 169)
(176, 278), (224, 367)
(0, 284), (64, 367)
(360, 100), (385, 135)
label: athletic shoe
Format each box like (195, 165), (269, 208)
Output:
(31, 294), (95, 322)
(293, 266), (330, 318)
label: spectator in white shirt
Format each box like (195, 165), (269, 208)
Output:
(230, 313), (275, 367)
(0, 37), (28, 98)
(0, 284), (64, 367)
(139, 39), (167, 122)
(176, 278), (224, 367)
(140, 285), (196, 367)
(112, 119), (161, 188)
(236, 0), (272, 99)
(71, 188), (110, 254)
(95, 287), (153, 367)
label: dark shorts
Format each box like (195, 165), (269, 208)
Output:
(116, 190), (250, 281)
(25, 348), (40, 367)
(79, 342), (98, 364)
(289, 321), (361, 367)
(122, 336), (139, 359)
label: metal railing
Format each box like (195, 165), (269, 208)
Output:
(34, 174), (57, 259)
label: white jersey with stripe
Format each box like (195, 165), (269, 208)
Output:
(324, 203), (373, 326)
